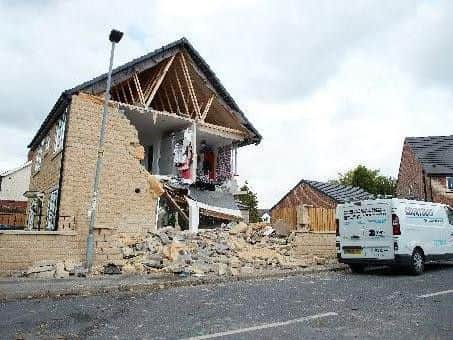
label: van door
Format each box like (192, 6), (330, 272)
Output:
(341, 200), (394, 260)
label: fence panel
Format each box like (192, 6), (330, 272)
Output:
(307, 207), (336, 233)
(0, 212), (27, 228)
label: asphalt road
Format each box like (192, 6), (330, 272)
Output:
(1, 263), (453, 339)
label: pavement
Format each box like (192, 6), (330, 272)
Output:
(0, 264), (343, 301)
(1, 262), (453, 339)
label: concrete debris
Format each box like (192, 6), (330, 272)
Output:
(21, 225), (333, 279)
(118, 222), (328, 277)
(103, 263), (122, 275)
(24, 260), (83, 279)
(272, 219), (292, 237)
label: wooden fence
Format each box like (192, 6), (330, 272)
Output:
(271, 206), (336, 233)
(0, 212), (27, 228)
(307, 207), (336, 233)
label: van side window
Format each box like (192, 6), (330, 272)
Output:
(447, 208), (453, 225)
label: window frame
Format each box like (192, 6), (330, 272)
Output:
(46, 189), (59, 231)
(447, 207), (453, 225)
(54, 113), (67, 154)
(34, 146), (43, 173)
(27, 199), (37, 230)
(446, 177), (453, 192)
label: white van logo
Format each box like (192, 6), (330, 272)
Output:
(405, 207), (434, 217)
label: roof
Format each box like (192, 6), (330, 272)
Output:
(258, 209), (269, 216)
(271, 179), (373, 210)
(0, 161), (32, 177)
(29, 37), (262, 149)
(405, 135), (453, 175)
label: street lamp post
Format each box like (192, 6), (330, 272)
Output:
(86, 29), (123, 272)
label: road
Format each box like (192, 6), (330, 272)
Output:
(1, 263), (453, 339)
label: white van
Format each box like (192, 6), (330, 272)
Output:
(336, 198), (453, 275)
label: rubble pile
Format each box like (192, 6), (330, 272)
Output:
(118, 222), (326, 276)
(23, 260), (86, 279)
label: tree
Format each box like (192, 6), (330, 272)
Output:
(237, 181), (260, 223)
(331, 165), (396, 196)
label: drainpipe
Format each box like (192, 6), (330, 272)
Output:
(86, 30), (123, 272)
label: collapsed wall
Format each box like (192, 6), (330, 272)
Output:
(0, 93), (162, 275)
(59, 93), (160, 267)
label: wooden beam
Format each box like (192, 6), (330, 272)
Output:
(120, 83), (129, 104)
(143, 65), (163, 100)
(163, 191), (189, 223)
(127, 79), (136, 104)
(175, 68), (190, 115)
(169, 82), (181, 114)
(179, 53), (201, 118)
(145, 54), (176, 108)
(133, 72), (145, 105)
(163, 86), (173, 113)
(198, 121), (247, 141)
(201, 94), (215, 121)
(157, 92), (166, 111)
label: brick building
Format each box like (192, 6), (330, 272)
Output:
(0, 38), (261, 275)
(396, 136), (453, 206)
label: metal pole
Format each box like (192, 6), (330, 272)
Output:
(86, 41), (116, 271)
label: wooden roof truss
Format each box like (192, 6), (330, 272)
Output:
(109, 51), (247, 133)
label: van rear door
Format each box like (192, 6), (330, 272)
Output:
(340, 200), (394, 260)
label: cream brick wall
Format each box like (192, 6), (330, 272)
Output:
(59, 93), (157, 267)
(290, 232), (336, 258)
(1, 93), (158, 275)
(28, 116), (65, 229)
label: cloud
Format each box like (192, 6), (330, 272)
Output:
(1, 0), (453, 209)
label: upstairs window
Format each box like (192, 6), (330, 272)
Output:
(54, 113), (67, 153)
(46, 189), (59, 230)
(447, 177), (453, 191)
(34, 146), (43, 172)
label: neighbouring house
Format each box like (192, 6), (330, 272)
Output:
(0, 162), (31, 229)
(0, 38), (261, 275)
(270, 180), (371, 257)
(258, 209), (270, 223)
(396, 135), (453, 206)
(271, 179), (372, 231)
(0, 161), (31, 202)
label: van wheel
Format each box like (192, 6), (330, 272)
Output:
(409, 248), (424, 275)
(349, 264), (365, 273)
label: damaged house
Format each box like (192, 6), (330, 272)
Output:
(0, 38), (261, 274)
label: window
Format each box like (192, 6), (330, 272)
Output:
(447, 177), (453, 191)
(447, 207), (453, 225)
(54, 113), (67, 153)
(43, 136), (50, 153)
(46, 189), (59, 230)
(27, 199), (38, 230)
(34, 146), (43, 172)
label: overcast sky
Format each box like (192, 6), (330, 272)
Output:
(1, 0), (453, 208)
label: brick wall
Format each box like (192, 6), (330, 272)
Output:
(0, 93), (159, 275)
(27, 115), (65, 228)
(0, 232), (84, 275)
(429, 176), (453, 206)
(0, 200), (27, 213)
(396, 142), (426, 200)
(290, 232), (336, 258)
(59, 93), (157, 268)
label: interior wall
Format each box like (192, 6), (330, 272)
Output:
(138, 130), (163, 174)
